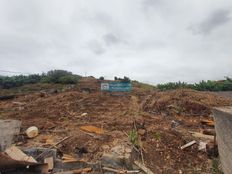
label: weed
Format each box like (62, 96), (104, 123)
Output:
(211, 158), (224, 174)
(153, 132), (161, 141)
(129, 129), (139, 146)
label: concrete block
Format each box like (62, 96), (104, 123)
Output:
(0, 119), (21, 151)
(213, 106), (232, 174)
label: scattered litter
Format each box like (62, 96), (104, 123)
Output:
(26, 126), (39, 138)
(180, 140), (196, 150)
(198, 141), (207, 151)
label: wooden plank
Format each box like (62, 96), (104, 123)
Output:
(80, 125), (104, 134)
(0, 149), (37, 170)
(189, 131), (214, 140)
(44, 156), (54, 170)
(4, 145), (37, 163)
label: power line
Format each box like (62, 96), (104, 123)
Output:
(0, 69), (31, 75)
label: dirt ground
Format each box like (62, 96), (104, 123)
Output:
(213, 91), (232, 99)
(1, 84), (232, 173)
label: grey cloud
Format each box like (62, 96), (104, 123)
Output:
(143, 0), (162, 7)
(190, 9), (231, 35)
(87, 40), (106, 55)
(103, 33), (121, 46)
(93, 13), (113, 26)
(0, 0), (232, 84)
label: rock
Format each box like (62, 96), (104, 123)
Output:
(102, 153), (124, 169)
(171, 120), (180, 128)
(81, 113), (88, 117)
(26, 126), (39, 138)
(101, 144), (133, 169)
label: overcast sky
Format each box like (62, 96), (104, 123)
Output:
(0, 0), (232, 84)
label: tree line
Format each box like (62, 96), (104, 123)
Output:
(157, 77), (232, 91)
(0, 70), (81, 89)
(1, 70), (232, 92)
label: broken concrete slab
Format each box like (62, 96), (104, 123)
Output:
(0, 119), (21, 151)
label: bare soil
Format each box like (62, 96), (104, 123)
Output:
(1, 85), (232, 173)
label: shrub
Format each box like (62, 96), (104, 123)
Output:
(157, 77), (232, 91)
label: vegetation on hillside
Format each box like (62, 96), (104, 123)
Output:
(1, 69), (232, 92)
(0, 70), (81, 89)
(157, 77), (232, 91)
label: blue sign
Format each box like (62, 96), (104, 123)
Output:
(101, 82), (132, 92)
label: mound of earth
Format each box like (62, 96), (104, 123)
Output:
(142, 89), (232, 116)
